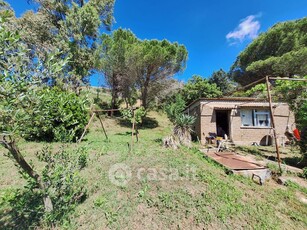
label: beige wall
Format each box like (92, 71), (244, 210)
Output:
(231, 104), (295, 145)
(199, 104), (216, 144)
(195, 101), (295, 146)
(186, 102), (201, 141)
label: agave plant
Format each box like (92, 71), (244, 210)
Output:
(173, 114), (196, 147)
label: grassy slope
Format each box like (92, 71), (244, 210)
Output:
(0, 111), (307, 229)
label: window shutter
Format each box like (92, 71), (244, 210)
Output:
(241, 109), (253, 126)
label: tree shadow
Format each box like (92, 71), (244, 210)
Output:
(253, 147), (307, 168)
(115, 131), (132, 136)
(0, 189), (44, 230)
(265, 155), (307, 169)
(154, 138), (163, 143)
(139, 117), (159, 129)
(117, 119), (132, 128)
(117, 117), (159, 129)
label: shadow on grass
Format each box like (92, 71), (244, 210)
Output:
(265, 155), (307, 169)
(140, 117), (159, 129)
(154, 138), (162, 143)
(0, 189), (44, 230)
(117, 117), (159, 129)
(241, 146), (307, 169)
(115, 131), (132, 136)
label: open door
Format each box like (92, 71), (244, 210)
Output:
(215, 110), (230, 137)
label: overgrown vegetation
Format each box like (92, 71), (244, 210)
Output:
(0, 3), (98, 228)
(20, 87), (89, 142)
(232, 76), (307, 156)
(0, 145), (88, 228)
(2, 112), (306, 229)
(180, 75), (222, 105)
(164, 94), (186, 123)
(1, 0), (307, 228)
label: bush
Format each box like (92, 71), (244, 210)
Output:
(120, 106), (147, 124)
(165, 94), (186, 123)
(173, 114), (196, 147)
(37, 145), (88, 223)
(21, 87), (89, 142)
(0, 145), (88, 227)
(301, 167), (307, 179)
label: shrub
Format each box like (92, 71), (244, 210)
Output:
(120, 106), (147, 124)
(21, 87), (89, 142)
(165, 94), (186, 123)
(37, 145), (88, 223)
(0, 145), (88, 227)
(173, 114), (196, 147)
(301, 167), (307, 179)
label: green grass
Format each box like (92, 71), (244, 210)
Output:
(1, 111), (307, 229)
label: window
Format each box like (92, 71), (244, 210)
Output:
(254, 109), (270, 127)
(240, 109), (271, 127)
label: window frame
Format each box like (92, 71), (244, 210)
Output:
(240, 108), (271, 128)
(253, 109), (271, 127)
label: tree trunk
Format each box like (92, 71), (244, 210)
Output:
(110, 92), (116, 116)
(0, 136), (53, 212)
(124, 98), (129, 108)
(110, 73), (120, 116)
(141, 75), (150, 109)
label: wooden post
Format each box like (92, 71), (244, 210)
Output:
(97, 114), (108, 140)
(266, 76), (282, 172)
(78, 112), (96, 143)
(130, 110), (135, 152)
(135, 126), (139, 142)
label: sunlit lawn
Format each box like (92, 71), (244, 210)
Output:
(0, 111), (307, 229)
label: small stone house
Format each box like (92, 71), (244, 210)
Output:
(184, 97), (295, 146)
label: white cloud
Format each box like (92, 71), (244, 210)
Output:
(226, 15), (261, 44)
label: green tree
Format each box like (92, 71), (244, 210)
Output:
(0, 10), (54, 212)
(97, 29), (188, 109)
(165, 94), (186, 123)
(136, 39), (188, 108)
(232, 83), (267, 98)
(274, 77), (307, 155)
(208, 69), (235, 94)
(0, 6), (89, 227)
(181, 75), (222, 105)
(230, 17), (307, 85)
(96, 29), (139, 110)
(15, 0), (115, 91)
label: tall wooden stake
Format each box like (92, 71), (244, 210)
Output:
(130, 110), (136, 152)
(97, 114), (108, 140)
(266, 76), (282, 172)
(78, 112), (96, 143)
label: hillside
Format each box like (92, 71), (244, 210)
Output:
(1, 111), (306, 229)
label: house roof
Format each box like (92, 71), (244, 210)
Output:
(185, 97), (268, 109)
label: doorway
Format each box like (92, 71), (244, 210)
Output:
(215, 110), (230, 137)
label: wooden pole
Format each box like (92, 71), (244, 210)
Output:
(92, 108), (122, 113)
(269, 77), (307, 81)
(130, 110), (135, 152)
(97, 114), (108, 140)
(239, 77), (267, 90)
(135, 126), (139, 142)
(78, 112), (96, 143)
(266, 76), (282, 172)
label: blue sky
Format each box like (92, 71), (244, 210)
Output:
(5, 0), (307, 86)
